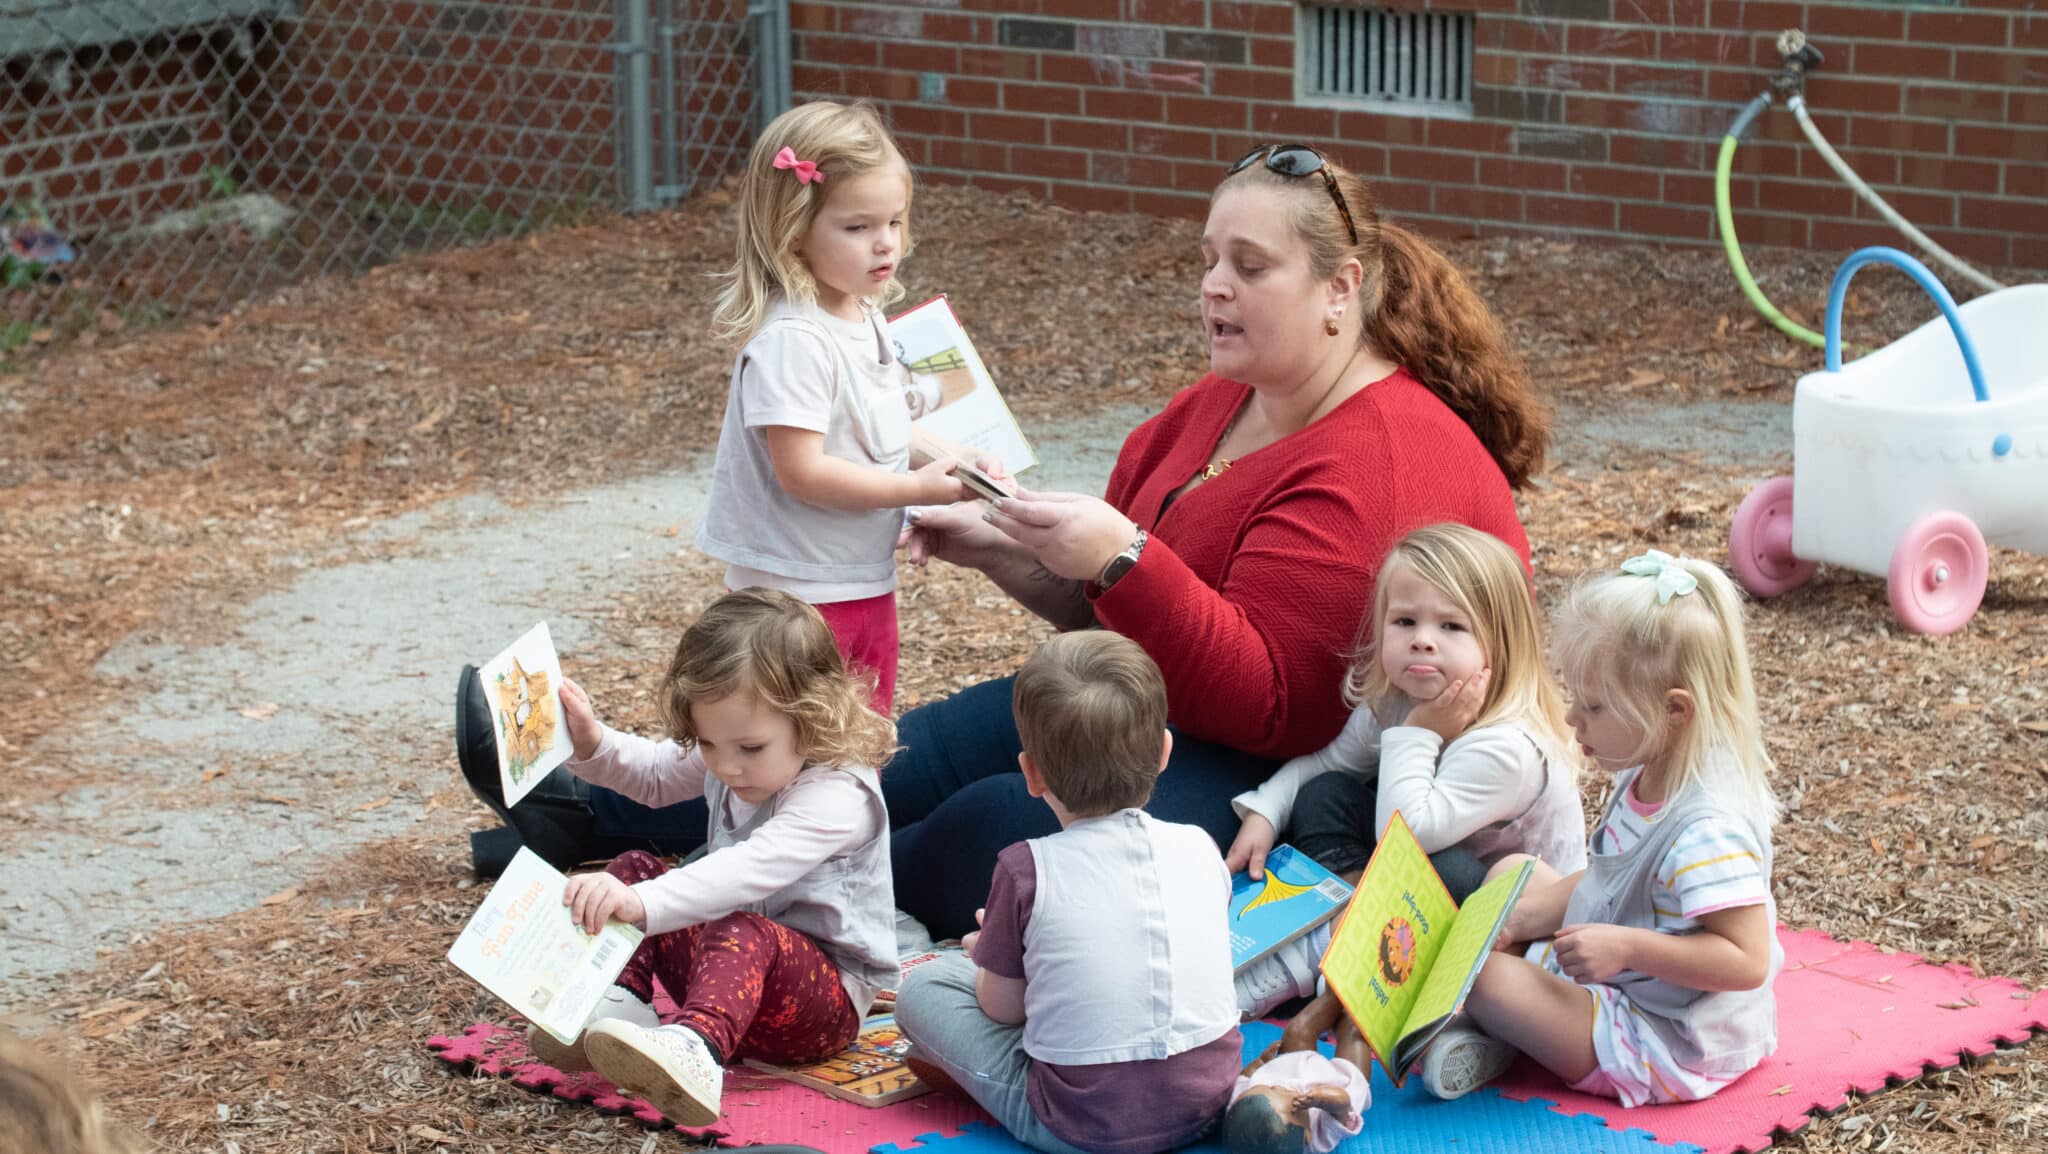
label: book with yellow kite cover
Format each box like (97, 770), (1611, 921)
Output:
(1228, 844), (1355, 973)
(1319, 813), (1532, 1085)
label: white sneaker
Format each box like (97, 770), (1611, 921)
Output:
(583, 1021), (724, 1126)
(1419, 1023), (1517, 1100)
(526, 986), (658, 1073)
(1235, 924), (1327, 1019)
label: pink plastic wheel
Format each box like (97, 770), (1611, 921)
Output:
(1728, 477), (1816, 597)
(1887, 512), (1987, 635)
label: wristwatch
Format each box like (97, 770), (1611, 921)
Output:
(1094, 528), (1148, 593)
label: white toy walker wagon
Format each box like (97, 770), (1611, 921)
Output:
(1728, 247), (2048, 634)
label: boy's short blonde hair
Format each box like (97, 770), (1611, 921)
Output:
(0, 1032), (146, 1154)
(1011, 632), (1168, 817)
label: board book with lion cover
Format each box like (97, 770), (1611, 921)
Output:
(1319, 813), (1532, 1084)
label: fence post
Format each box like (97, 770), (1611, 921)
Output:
(750, 0), (790, 129)
(614, 0), (656, 213)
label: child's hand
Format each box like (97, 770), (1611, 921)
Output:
(960, 907), (985, 956)
(564, 871), (646, 935)
(975, 452), (1011, 485)
(1405, 668), (1491, 743)
(911, 455), (965, 504)
(558, 677), (604, 761)
(1225, 813), (1277, 879)
(1552, 923), (1634, 984)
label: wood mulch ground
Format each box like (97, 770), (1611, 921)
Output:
(3, 185), (2042, 1152)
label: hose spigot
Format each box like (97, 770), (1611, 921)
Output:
(1772, 29), (1823, 98)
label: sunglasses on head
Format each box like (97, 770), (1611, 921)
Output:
(1227, 144), (1359, 245)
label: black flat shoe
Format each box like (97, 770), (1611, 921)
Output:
(456, 663), (609, 875)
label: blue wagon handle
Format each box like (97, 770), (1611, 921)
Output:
(1826, 247), (1990, 399)
(1826, 246), (2009, 457)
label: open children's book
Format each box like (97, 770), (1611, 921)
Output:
(1229, 844), (1355, 973)
(447, 848), (645, 1045)
(742, 1015), (930, 1107)
(1319, 814), (1532, 1085)
(889, 295), (1036, 489)
(480, 621), (576, 809)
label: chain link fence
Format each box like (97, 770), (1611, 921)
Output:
(2, 0), (781, 352)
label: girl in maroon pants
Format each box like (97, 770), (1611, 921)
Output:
(537, 588), (898, 1127)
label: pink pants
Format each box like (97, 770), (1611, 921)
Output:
(606, 851), (860, 1065)
(815, 591), (898, 716)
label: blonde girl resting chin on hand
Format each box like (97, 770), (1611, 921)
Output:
(1227, 522), (1585, 1020)
(1420, 552), (1782, 1104)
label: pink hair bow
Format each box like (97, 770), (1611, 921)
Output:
(772, 146), (824, 185)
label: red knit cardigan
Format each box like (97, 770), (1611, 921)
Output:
(1091, 370), (1530, 760)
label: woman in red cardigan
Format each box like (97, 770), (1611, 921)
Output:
(883, 146), (1551, 937)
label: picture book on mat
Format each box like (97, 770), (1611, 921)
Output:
(742, 1015), (930, 1107)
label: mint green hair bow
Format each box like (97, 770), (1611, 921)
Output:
(1620, 549), (1700, 604)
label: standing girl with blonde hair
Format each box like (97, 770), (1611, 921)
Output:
(1228, 523), (1586, 1016)
(696, 100), (976, 714)
(1419, 552), (1781, 1103)
(529, 588), (900, 1127)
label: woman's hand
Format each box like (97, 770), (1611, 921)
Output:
(899, 500), (1015, 570)
(1225, 813), (1278, 879)
(1405, 668), (1490, 743)
(564, 871), (646, 935)
(558, 677), (603, 761)
(981, 488), (1139, 583)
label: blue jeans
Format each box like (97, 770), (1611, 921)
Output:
(586, 675), (1280, 940)
(1289, 767), (1490, 900)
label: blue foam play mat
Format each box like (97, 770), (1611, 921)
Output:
(869, 1021), (1704, 1154)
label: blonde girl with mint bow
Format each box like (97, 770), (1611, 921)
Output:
(696, 101), (996, 716)
(1418, 551), (1783, 1106)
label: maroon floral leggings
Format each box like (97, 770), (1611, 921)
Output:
(606, 850), (860, 1065)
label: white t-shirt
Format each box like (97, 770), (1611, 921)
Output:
(696, 299), (913, 603)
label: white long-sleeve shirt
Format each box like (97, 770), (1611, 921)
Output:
(1233, 705), (1584, 870)
(565, 724), (883, 936)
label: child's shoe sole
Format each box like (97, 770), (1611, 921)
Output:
(1421, 1028), (1517, 1100)
(583, 1023), (721, 1127)
(526, 1025), (593, 1073)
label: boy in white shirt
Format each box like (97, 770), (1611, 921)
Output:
(894, 632), (1243, 1154)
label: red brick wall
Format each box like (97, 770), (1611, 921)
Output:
(244, 0), (621, 218)
(1, 34), (231, 233)
(791, 0), (2048, 269)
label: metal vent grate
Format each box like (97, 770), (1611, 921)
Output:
(1301, 5), (1473, 111)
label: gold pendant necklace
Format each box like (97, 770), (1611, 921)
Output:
(1199, 458), (1232, 481)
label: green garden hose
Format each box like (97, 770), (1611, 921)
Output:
(1716, 94), (1829, 350)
